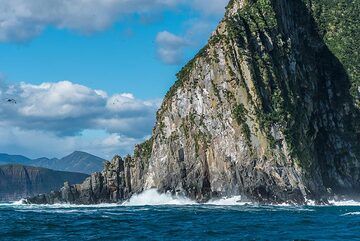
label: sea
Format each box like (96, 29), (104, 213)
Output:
(1, 189), (360, 240)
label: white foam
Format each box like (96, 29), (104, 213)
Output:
(342, 212), (360, 216)
(207, 196), (251, 206)
(5, 191), (360, 208)
(33, 203), (120, 209)
(124, 190), (253, 206)
(123, 189), (197, 206)
(329, 200), (360, 206)
(0, 201), (120, 209)
(11, 199), (28, 205)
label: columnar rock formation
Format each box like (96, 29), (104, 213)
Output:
(28, 0), (360, 205)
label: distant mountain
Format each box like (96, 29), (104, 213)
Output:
(0, 164), (88, 201)
(30, 151), (106, 174)
(0, 151), (106, 174)
(0, 153), (31, 165)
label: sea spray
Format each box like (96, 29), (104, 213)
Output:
(123, 189), (254, 206)
(7, 189), (360, 207)
(207, 196), (251, 206)
(122, 189), (196, 206)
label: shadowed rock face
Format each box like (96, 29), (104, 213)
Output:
(0, 165), (88, 201)
(28, 0), (360, 205)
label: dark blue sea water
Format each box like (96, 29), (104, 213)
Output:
(1, 199), (360, 241)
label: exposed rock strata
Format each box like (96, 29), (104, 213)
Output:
(28, 0), (360, 205)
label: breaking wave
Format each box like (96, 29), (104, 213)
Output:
(207, 196), (251, 206)
(122, 189), (197, 206)
(3, 190), (360, 208)
(328, 200), (360, 206)
(123, 189), (251, 206)
(342, 212), (360, 216)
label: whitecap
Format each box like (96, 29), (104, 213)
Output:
(12, 199), (27, 205)
(6, 191), (360, 208)
(329, 200), (360, 206)
(122, 189), (197, 206)
(342, 212), (360, 216)
(206, 196), (251, 206)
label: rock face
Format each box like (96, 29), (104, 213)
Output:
(28, 0), (360, 205)
(0, 165), (88, 201)
(28, 156), (132, 204)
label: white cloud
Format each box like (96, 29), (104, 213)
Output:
(18, 81), (106, 118)
(0, 126), (143, 159)
(0, 0), (181, 42)
(0, 0), (228, 42)
(0, 80), (160, 157)
(155, 14), (225, 65)
(190, 0), (229, 15)
(156, 31), (188, 64)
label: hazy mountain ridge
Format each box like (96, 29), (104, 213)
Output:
(0, 151), (105, 174)
(0, 153), (31, 165)
(0, 164), (88, 201)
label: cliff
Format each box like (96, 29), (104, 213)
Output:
(28, 0), (360, 205)
(0, 165), (88, 201)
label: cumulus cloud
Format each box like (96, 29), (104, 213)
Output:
(0, 80), (160, 157)
(155, 15), (225, 65)
(0, 0), (228, 42)
(156, 31), (188, 64)
(0, 126), (143, 159)
(190, 0), (229, 15)
(1, 80), (160, 136)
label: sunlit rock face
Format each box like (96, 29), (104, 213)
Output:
(28, 0), (360, 205)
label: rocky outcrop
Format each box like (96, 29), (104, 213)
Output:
(27, 156), (132, 204)
(0, 165), (88, 201)
(28, 0), (360, 205)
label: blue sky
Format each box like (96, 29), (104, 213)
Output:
(0, 0), (228, 159)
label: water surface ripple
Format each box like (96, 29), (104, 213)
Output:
(1, 202), (360, 240)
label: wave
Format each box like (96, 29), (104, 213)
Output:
(123, 190), (253, 206)
(329, 200), (360, 206)
(4, 200), (120, 209)
(12, 199), (27, 205)
(342, 212), (360, 216)
(4, 190), (360, 208)
(122, 189), (197, 206)
(207, 196), (251, 206)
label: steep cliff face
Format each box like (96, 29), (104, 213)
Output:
(309, 0), (359, 108)
(0, 165), (88, 201)
(139, 0), (360, 203)
(28, 0), (360, 205)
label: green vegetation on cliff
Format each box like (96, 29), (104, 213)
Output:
(310, 0), (359, 105)
(134, 138), (153, 161)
